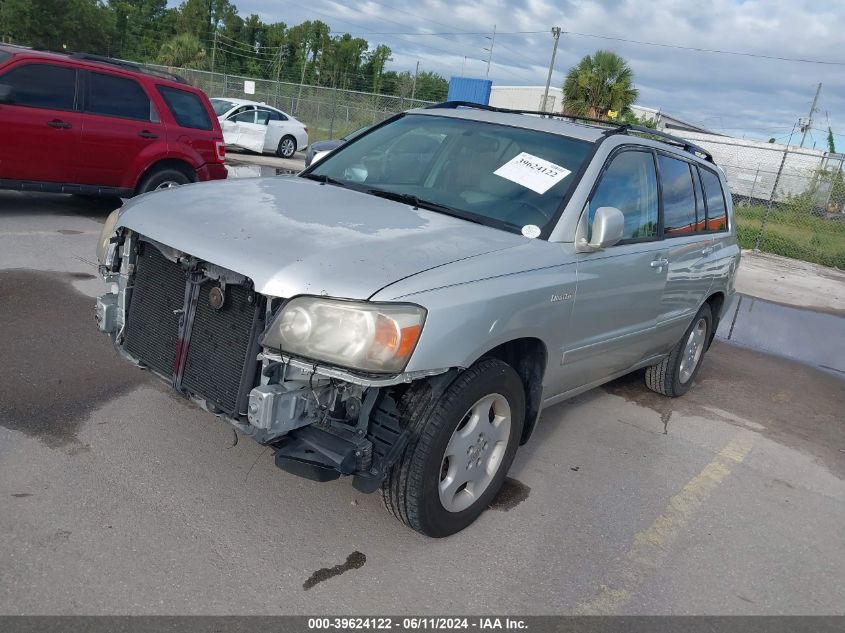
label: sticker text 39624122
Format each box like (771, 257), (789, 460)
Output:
(493, 152), (572, 195)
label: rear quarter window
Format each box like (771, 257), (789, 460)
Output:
(156, 85), (212, 131)
(699, 167), (728, 231)
(0, 51), (11, 64)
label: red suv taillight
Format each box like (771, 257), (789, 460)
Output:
(214, 140), (226, 162)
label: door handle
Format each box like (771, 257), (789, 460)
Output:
(701, 246), (714, 255)
(138, 130), (159, 139)
(650, 258), (669, 268)
(47, 119), (72, 129)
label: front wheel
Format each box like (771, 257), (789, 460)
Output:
(645, 303), (713, 397)
(276, 135), (297, 158)
(135, 167), (191, 195)
(382, 359), (525, 537)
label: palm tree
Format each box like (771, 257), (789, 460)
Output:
(157, 33), (207, 69)
(562, 50), (638, 119)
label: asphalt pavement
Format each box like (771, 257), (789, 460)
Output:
(0, 189), (843, 615)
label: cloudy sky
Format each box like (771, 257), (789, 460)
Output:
(206, 0), (845, 146)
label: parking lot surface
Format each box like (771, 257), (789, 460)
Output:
(1, 190), (844, 615)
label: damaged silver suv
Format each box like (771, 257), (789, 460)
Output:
(96, 102), (739, 537)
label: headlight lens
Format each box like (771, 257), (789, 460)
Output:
(96, 208), (121, 265)
(263, 296), (426, 373)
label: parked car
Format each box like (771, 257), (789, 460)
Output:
(0, 45), (226, 197)
(95, 102), (739, 537)
(304, 125), (370, 167)
(212, 98), (308, 159)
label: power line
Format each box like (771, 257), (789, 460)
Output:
(563, 31), (845, 66)
(329, 28), (845, 66)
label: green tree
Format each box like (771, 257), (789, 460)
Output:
(563, 50), (638, 119)
(617, 110), (657, 128)
(827, 127), (836, 154)
(1, 0), (115, 54)
(157, 32), (207, 68)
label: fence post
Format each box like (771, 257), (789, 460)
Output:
(329, 86), (338, 139)
(747, 166), (760, 206)
(756, 146), (790, 251)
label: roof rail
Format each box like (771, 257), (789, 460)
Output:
(68, 53), (189, 84)
(606, 124), (714, 162)
(424, 100), (714, 162)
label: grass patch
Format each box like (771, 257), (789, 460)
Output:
(735, 205), (845, 269)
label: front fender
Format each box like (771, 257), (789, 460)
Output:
(386, 263), (577, 375)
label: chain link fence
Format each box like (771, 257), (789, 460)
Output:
(148, 65), (435, 143)
(682, 132), (845, 269)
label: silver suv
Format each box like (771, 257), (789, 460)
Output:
(96, 102), (739, 537)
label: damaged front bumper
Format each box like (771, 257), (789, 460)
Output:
(95, 230), (453, 492)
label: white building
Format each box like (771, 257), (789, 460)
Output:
(489, 86), (563, 112)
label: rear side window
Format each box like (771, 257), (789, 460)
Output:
(87, 72), (151, 121)
(657, 154), (698, 236)
(0, 63), (76, 110)
(699, 168), (728, 231)
(157, 86), (212, 130)
(590, 150), (659, 241)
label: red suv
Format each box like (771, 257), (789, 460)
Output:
(0, 46), (227, 197)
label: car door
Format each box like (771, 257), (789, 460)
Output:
(562, 148), (669, 389)
(78, 70), (167, 188)
(652, 153), (717, 349)
(222, 108), (267, 153)
(258, 108), (283, 152)
(0, 61), (81, 184)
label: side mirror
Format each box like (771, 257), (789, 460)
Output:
(578, 206), (625, 252)
(0, 84), (14, 104)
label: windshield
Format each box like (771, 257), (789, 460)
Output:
(306, 113), (592, 234)
(210, 98), (236, 116)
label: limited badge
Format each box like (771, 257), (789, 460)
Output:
(209, 286), (225, 310)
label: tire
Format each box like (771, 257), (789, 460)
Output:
(135, 168), (191, 195)
(276, 135), (297, 159)
(382, 358), (525, 537)
(645, 303), (713, 397)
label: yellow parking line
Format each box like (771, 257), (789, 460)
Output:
(573, 431), (755, 615)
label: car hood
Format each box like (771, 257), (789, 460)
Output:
(310, 140), (344, 152)
(117, 177), (525, 299)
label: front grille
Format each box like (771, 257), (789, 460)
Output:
(123, 244), (185, 378)
(181, 282), (258, 414)
(121, 240), (262, 417)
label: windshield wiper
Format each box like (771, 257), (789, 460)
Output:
(364, 188), (481, 224)
(300, 173), (348, 188)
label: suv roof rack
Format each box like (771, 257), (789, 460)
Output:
(68, 53), (189, 84)
(426, 100), (714, 163)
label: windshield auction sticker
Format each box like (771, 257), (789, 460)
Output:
(493, 152), (572, 194)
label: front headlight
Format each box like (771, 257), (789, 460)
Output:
(263, 296), (426, 374)
(96, 208), (121, 265)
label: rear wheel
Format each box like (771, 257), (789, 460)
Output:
(135, 167), (191, 195)
(382, 358), (525, 537)
(276, 135), (297, 159)
(645, 303), (713, 397)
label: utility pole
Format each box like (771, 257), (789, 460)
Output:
(542, 27), (562, 113)
(211, 30), (217, 75)
(799, 82), (822, 148)
(461, 56), (467, 77)
(411, 60), (420, 101)
(484, 25), (496, 78)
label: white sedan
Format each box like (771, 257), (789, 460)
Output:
(211, 98), (308, 159)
